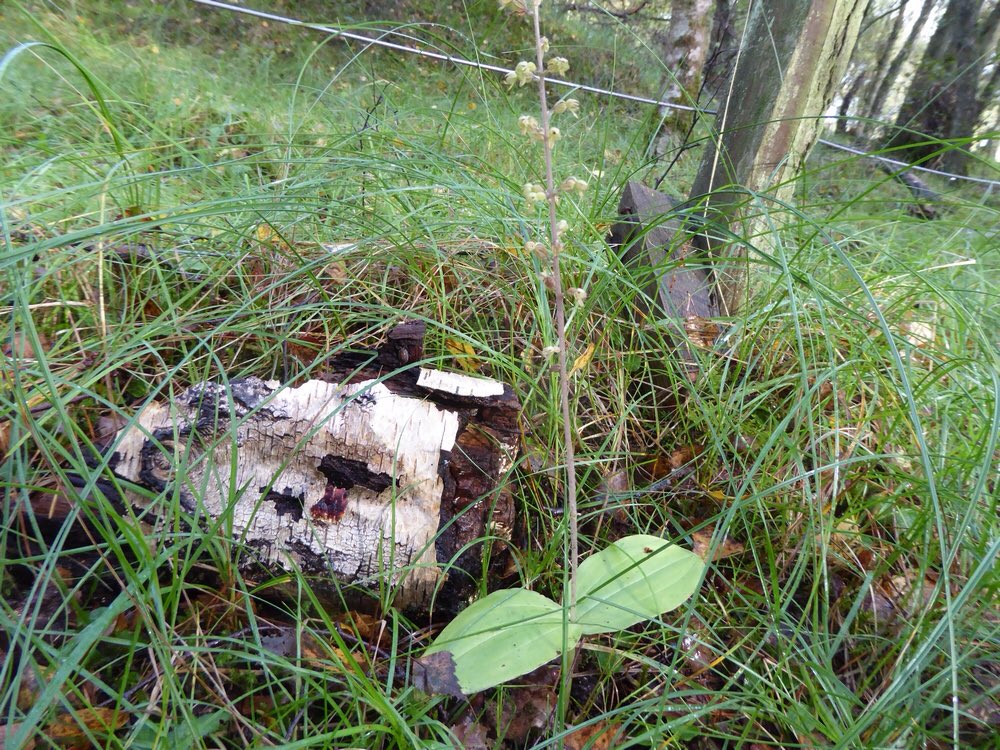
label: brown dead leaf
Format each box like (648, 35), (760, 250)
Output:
(254, 222), (290, 251)
(569, 342), (596, 377)
(450, 714), (489, 749)
(29, 485), (76, 522)
(648, 445), (703, 480)
(43, 708), (126, 749)
(674, 626), (725, 691)
(318, 243), (354, 284)
(683, 316), (721, 349)
(564, 720), (621, 750)
(445, 338), (481, 373)
(258, 626), (361, 676)
(95, 413), (127, 450)
(691, 528), (744, 562)
(494, 665), (560, 742)
(323, 261), (348, 284)
(412, 650), (465, 698)
(887, 569), (939, 613)
(595, 470), (629, 501)
(336, 610), (383, 642)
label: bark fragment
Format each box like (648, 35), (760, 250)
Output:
(108, 324), (520, 613)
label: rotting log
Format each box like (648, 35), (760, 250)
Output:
(108, 322), (520, 615)
(610, 180), (720, 379)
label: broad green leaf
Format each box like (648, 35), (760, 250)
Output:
(424, 588), (582, 694)
(573, 534), (703, 635)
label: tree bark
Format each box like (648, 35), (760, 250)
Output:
(862, 0), (937, 135)
(854, 0), (910, 133)
(690, 0), (870, 313)
(838, 69), (868, 135)
(886, 0), (996, 172)
(703, 0), (736, 98)
(977, 49), (1000, 132)
(653, 0), (715, 152)
(107, 322), (520, 615)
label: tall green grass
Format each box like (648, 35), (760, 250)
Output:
(2, 3), (997, 748)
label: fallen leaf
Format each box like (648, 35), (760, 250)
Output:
(412, 650), (465, 698)
(495, 665), (559, 742)
(450, 715), (489, 749)
(683, 316), (721, 349)
(901, 319), (935, 348)
(254, 223), (276, 243)
(677, 628), (722, 689)
(887, 569), (939, 613)
(95, 413), (127, 449)
(569, 343), (596, 376)
(595, 470), (629, 502)
(648, 445), (703, 480)
(336, 610), (382, 642)
(259, 626), (360, 675)
(691, 528), (745, 562)
(565, 720), (621, 750)
(43, 708), (126, 749)
(446, 338), (481, 373)
(323, 261), (349, 284)
(2, 332), (48, 359)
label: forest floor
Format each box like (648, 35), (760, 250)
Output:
(1, 2), (998, 748)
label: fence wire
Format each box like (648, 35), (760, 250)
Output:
(191, 0), (1000, 189)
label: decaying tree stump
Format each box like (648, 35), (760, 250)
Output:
(108, 322), (520, 614)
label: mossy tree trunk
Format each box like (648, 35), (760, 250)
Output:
(862, 0), (937, 135)
(653, 0), (715, 153)
(887, 0), (1000, 173)
(689, 0), (869, 313)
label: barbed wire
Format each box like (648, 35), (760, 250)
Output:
(191, 0), (1000, 189)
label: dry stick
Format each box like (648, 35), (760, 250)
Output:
(530, 5), (578, 622)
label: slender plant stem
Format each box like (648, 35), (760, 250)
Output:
(530, 3), (578, 623)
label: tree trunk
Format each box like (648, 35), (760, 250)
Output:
(855, 0), (910, 133)
(886, 0), (992, 173)
(975, 3), (1000, 133)
(834, 0), (875, 135)
(107, 322), (520, 615)
(862, 0), (937, 135)
(653, 0), (715, 152)
(838, 70), (868, 135)
(977, 50), (1000, 133)
(703, 0), (736, 98)
(689, 0), (870, 313)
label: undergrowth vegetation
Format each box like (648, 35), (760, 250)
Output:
(1, 1), (997, 748)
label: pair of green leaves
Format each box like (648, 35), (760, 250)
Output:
(422, 535), (704, 694)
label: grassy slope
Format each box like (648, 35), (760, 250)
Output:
(1, 2), (997, 748)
